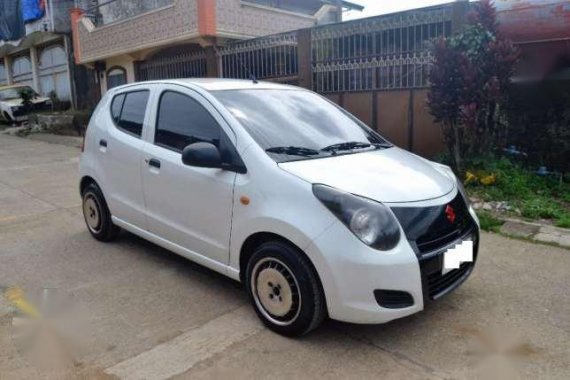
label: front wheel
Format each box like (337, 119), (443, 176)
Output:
(246, 241), (326, 336)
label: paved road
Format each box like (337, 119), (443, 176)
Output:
(0, 134), (569, 379)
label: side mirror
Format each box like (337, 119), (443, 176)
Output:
(182, 142), (222, 169)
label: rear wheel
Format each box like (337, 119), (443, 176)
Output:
(246, 241), (326, 336)
(82, 183), (120, 241)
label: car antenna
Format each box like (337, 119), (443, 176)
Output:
(233, 51), (258, 83)
(213, 45), (258, 83)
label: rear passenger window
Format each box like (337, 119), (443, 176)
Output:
(112, 90), (149, 137)
(155, 91), (220, 152)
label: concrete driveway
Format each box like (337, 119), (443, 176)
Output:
(0, 134), (569, 379)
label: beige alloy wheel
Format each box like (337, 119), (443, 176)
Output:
(83, 193), (102, 233)
(251, 257), (301, 326)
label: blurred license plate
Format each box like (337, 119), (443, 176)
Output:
(442, 239), (473, 275)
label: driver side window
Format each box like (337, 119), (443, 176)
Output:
(155, 91), (221, 152)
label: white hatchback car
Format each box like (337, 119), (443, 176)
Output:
(79, 79), (480, 336)
(0, 85), (51, 122)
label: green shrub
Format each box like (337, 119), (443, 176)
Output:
(464, 156), (570, 227)
(555, 216), (570, 229)
(520, 198), (561, 220)
(477, 211), (504, 233)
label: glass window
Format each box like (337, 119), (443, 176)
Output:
(155, 91), (220, 152)
(116, 90), (149, 137)
(12, 56), (32, 76)
(212, 89), (388, 162)
(0, 64), (6, 84)
(110, 93), (125, 123)
(107, 67), (127, 89)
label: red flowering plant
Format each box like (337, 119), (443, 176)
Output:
(427, 0), (519, 173)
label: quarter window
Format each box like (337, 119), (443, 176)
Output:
(110, 93), (125, 123)
(155, 91), (220, 152)
(112, 90), (149, 137)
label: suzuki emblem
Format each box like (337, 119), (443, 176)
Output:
(445, 205), (456, 223)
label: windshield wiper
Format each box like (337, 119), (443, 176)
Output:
(321, 141), (393, 155)
(266, 146), (320, 156)
(321, 141), (373, 154)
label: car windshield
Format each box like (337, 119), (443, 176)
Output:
(212, 89), (391, 162)
(0, 87), (35, 101)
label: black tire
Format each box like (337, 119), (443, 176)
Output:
(2, 112), (13, 123)
(245, 240), (326, 337)
(81, 183), (120, 242)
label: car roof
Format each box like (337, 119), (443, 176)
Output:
(111, 78), (301, 93)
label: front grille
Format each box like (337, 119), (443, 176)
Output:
(392, 192), (479, 302)
(391, 193), (475, 255)
(426, 262), (473, 299)
(418, 229), (479, 302)
(12, 102), (49, 117)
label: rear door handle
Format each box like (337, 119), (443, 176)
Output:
(148, 158), (161, 169)
(99, 139), (107, 147)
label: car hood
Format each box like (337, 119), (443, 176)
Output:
(278, 147), (455, 203)
(1, 97), (50, 106)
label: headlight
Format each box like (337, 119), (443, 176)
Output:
(313, 184), (401, 251)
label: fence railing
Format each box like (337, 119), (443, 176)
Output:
(311, 5), (453, 92)
(219, 31), (298, 83)
(136, 51), (207, 81)
(216, 4), (455, 91)
(84, 0), (174, 27)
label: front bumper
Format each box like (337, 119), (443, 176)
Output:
(305, 201), (480, 324)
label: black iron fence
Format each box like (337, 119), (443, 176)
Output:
(219, 31), (299, 83)
(311, 5), (452, 92)
(136, 51), (207, 81)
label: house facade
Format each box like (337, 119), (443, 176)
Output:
(71, 0), (362, 95)
(0, 0), (95, 108)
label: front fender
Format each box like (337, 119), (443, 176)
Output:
(229, 215), (336, 279)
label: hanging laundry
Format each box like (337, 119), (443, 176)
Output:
(0, 0), (25, 41)
(22, 0), (46, 24)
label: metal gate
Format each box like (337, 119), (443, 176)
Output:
(136, 51), (207, 81)
(39, 45), (71, 101)
(219, 31), (298, 84)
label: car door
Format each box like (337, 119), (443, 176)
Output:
(141, 86), (238, 265)
(100, 88), (150, 229)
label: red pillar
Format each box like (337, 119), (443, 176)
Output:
(69, 8), (85, 64)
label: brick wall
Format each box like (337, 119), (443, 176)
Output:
(76, 0), (198, 63)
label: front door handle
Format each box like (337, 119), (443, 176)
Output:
(99, 139), (107, 148)
(148, 158), (161, 169)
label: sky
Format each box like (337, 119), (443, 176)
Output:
(343, 0), (453, 20)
